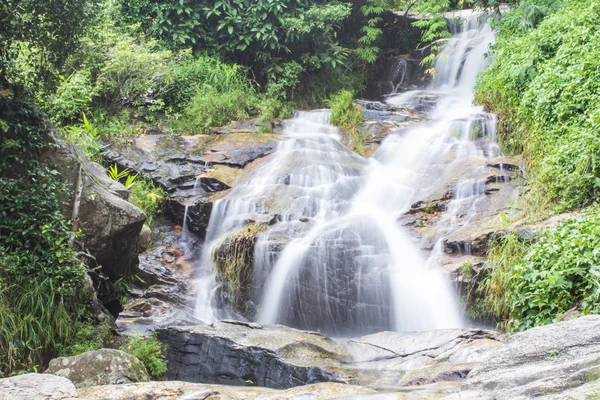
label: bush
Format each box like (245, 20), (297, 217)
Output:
(328, 90), (366, 155)
(0, 84), (90, 375)
(475, 0), (600, 209)
(328, 90), (363, 130)
(47, 70), (96, 123)
(120, 334), (167, 379)
(167, 53), (253, 111)
(97, 37), (174, 109)
(177, 86), (257, 133)
(128, 177), (167, 227)
(506, 211), (600, 331)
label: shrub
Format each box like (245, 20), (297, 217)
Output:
(61, 113), (104, 162)
(120, 334), (167, 379)
(167, 53), (253, 111)
(129, 178), (167, 226)
(178, 86), (257, 133)
(97, 37), (174, 109)
(328, 90), (363, 130)
(0, 84), (90, 375)
(475, 0), (600, 209)
(48, 70), (96, 123)
(507, 211), (600, 331)
(328, 90), (366, 155)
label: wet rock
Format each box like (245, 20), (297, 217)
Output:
(104, 130), (279, 239)
(157, 320), (503, 392)
(212, 223), (269, 316)
(0, 373), (77, 400)
(446, 315), (600, 399)
(118, 226), (198, 333)
(157, 320), (353, 389)
(341, 328), (503, 389)
(75, 381), (375, 400)
(137, 224), (152, 252)
(164, 194), (213, 239)
(45, 349), (149, 388)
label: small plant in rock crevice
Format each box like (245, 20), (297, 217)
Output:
(120, 334), (167, 379)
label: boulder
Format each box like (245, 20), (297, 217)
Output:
(446, 315), (600, 399)
(157, 320), (502, 392)
(157, 320), (353, 389)
(45, 349), (149, 388)
(45, 131), (146, 280)
(340, 328), (503, 389)
(0, 373), (76, 400)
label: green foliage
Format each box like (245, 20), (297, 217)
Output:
(129, 178), (167, 226)
(49, 71), (97, 124)
(97, 37), (175, 110)
(61, 114), (104, 162)
(177, 85), (257, 133)
(476, 0), (600, 209)
(328, 90), (366, 155)
(58, 317), (112, 357)
(507, 211), (600, 331)
(167, 53), (253, 110)
(356, 0), (389, 64)
(480, 232), (528, 328)
(0, 84), (90, 375)
(0, 0), (97, 81)
(120, 334), (167, 379)
(413, 0), (450, 75)
(119, 0), (351, 74)
(329, 90), (364, 130)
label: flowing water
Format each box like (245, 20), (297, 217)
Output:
(193, 11), (497, 336)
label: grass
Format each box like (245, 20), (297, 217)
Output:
(120, 334), (167, 379)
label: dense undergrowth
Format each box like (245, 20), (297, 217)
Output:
(0, 84), (107, 375)
(476, 0), (600, 210)
(474, 0), (600, 331)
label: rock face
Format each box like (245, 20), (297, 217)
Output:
(117, 226), (199, 333)
(45, 349), (149, 388)
(0, 373), (77, 400)
(104, 122), (279, 239)
(447, 315), (600, 399)
(341, 328), (503, 389)
(157, 321), (352, 389)
(45, 131), (146, 280)
(157, 320), (502, 392)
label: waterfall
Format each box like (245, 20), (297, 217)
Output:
(194, 11), (496, 335)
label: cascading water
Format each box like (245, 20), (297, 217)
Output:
(194, 11), (497, 335)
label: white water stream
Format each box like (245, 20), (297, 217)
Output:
(192, 12), (497, 336)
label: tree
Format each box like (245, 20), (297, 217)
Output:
(0, 0), (96, 80)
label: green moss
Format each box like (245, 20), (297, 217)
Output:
(212, 223), (267, 312)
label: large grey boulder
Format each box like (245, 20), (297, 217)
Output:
(45, 348), (149, 388)
(0, 373), (76, 400)
(157, 320), (353, 389)
(157, 320), (502, 392)
(446, 315), (600, 399)
(44, 130), (146, 280)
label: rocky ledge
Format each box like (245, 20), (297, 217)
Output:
(156, 319), (501, 392)
(3, 316), (600, 399)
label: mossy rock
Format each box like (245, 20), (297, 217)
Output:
(212, 223), (268, 315)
